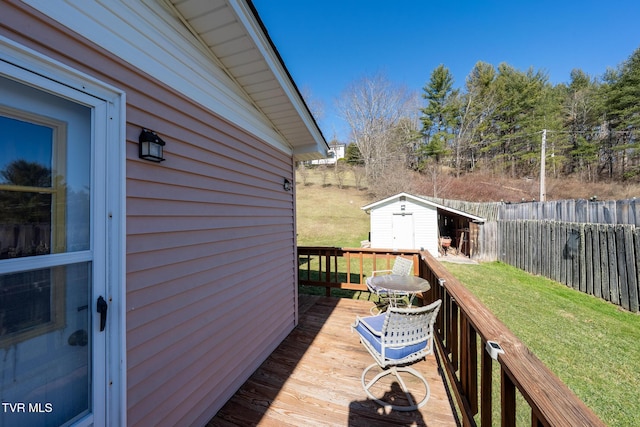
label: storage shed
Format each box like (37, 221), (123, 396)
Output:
(362, 193), (486, 258)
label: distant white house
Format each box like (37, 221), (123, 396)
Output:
(362, 192), (486, 258)
(309, 142), (346, 165)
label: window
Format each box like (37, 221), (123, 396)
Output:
(0, 106), (67, 259)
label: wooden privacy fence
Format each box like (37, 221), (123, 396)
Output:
(499, 220), (640, 313)
(500, 198), (640, 225)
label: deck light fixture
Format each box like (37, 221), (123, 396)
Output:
(139, 128), (165, 162)
(283, 178), (292, 191)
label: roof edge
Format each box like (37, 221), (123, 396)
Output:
(362, 192), (487, 222)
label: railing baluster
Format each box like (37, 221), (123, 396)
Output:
(460, 314), (468, 397)
(451, 299), (459, 370)
(501, 368), (516, 426)
(469, 326), (478, 415)
(480, 340), (493, 426)
(324, 249), (330, 296)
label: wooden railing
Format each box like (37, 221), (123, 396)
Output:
(297, 246), (423, 296)
(297, 246), (605, 426)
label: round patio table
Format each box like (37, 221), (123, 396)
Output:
(367, 274), (431, 294)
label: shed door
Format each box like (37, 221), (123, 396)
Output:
(0, 72), (109, 426)
(392, 213), (414, 250)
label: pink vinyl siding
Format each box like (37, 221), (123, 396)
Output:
(125, 121), (297, 427)
(2, 3), (299, 426)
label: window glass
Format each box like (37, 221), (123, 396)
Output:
(0, 81), (91, 258)
(0, 262), (91, 426)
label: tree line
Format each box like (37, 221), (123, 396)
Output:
(336, 45), (640, 188)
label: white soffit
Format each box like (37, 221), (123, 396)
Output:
(169, 0), (327, 161)
(23, 0), (327, 161)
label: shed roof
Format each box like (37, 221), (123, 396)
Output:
(362, 192), (487, 223)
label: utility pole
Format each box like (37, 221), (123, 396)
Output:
(540, 129), (546, 202)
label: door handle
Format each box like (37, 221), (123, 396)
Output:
(97, 296), (108, 332)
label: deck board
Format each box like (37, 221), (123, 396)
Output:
(208, 295), (458, 426)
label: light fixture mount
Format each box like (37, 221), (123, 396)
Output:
(283, 178), (292, 191)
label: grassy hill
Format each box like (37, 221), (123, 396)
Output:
(295, 170), (371, 247)
(297, 164), (640, 205)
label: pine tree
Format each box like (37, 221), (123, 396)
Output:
(420, 65), (458, 165)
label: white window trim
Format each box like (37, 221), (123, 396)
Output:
(0, 35), (127, 427)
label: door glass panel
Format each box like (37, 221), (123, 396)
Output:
(0, 262), (92, 426)
(0, 75), (95, 427)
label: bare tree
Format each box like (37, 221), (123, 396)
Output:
(336, 73), (415, 185)
(318, 165), (330, 186)
(333, 161), (347, 189)
(351, 165), (366, 190)
(418, 158), (454, 198)
(296, 163), (309, 186)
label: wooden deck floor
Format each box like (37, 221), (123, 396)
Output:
(208, 295), (458, 426)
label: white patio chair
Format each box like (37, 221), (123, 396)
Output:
(352, 299), (442, 412)
(367, 256), (414, 313)
(372, 256), (414, 277)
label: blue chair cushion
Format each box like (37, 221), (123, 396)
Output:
(355, 314), (426, 360)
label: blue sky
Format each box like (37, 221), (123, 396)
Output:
(252, 0), (640, 142)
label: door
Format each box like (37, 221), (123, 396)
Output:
(0, 66), (115, 426)
(392, 213), (414, 250)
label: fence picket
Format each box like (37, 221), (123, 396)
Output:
(616, 225), (632, 311)
(559, 223), (567, 286)
(599, 225), (611, 302)
(625, 224), (638, 313)
(633, 227), (640, 312)
(591, 224), (601, 299)
(578, 224), (586, 293)
(607, 227), (619, 305)
(584, 224), (595, 296)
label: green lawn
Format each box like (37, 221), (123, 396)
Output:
(443, 261), (640, 427)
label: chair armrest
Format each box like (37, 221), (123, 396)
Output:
(352, 314), (384, 337)
(372, 269), (392, 276)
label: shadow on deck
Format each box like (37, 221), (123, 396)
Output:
(208, 295), (458, 426)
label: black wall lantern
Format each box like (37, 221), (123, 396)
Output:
(283, 178), (292, 191)
(139, 128), (166, 162)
